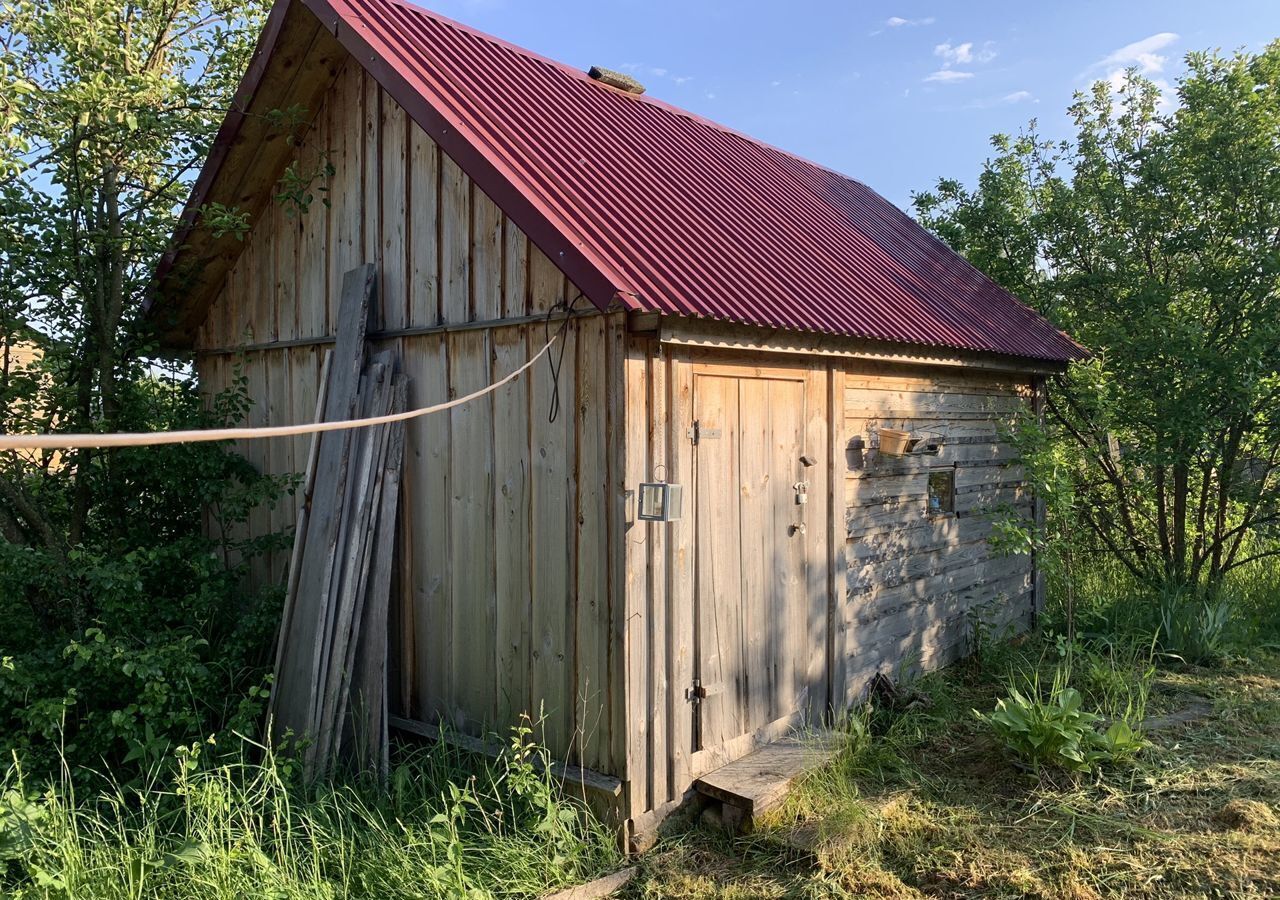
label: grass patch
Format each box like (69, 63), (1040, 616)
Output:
(1, 725), (621, 898)
(633, 648), (1280, 899)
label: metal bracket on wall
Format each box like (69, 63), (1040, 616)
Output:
(687, 421), (722, 444)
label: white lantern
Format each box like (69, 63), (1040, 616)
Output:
(637, 481), (683, 522)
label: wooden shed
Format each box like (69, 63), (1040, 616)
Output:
(149, 0), (1085, 843)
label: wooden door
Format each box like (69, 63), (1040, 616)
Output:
(692, 370), (810, 755)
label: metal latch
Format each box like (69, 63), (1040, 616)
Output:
(687, 421), (722, 445)
(687, 679), (724, 702)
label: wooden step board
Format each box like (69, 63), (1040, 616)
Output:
(694, 734), (841, 818)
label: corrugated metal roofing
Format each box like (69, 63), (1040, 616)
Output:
(314, 0), (1085, 362)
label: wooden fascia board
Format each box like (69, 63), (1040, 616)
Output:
(649, 315), (1070, 376)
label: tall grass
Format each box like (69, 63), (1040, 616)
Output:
(1, 725), (620, 899)
(1042, 547), (1280, 664)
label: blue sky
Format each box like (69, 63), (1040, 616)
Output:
(416, 0), (1280, 210)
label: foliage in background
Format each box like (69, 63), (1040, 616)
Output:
(915, 45), (1280, 597)
(0, 1), (284, 783)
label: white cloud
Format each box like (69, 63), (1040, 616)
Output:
(1086, 32), (1181, 113)
(1093, 32), (1179, 77)
(924, 69), (974, 83)
(886, 15), (935, 27)
(934, 40), (996, 66)
(962, 89), (1038, 109)
(618, 63), (693, 88)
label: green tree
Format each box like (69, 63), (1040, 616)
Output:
(0, 1), (287, 777)
(915, 46), (1280, 593)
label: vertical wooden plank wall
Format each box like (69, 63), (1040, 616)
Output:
(191, 58), (629, 776)
(837, 362), (1036, 706)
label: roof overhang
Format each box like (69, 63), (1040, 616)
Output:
(639, 313), (1071, 376)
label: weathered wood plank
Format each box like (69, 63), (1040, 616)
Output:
(737, 375), (769, 731)
(379, 88), (408, 331)
(667, 356), (695, 794)
(493, 325), (532, 727)
(693, 373), (742, 752)
(449, 328), (497, 734)
(528, 245), (562, 314)
(273, 350), (331, 693)
(845, 560), (1031, 633)
(296, 85), (329, 339)
(646, 345), (671, 806)
(848, 517), (999, 565)
(802, 366), (829, 723)
(315, 352), (396, 772)
(407, 122), (439, 326)
(842, 370), (1026, 395)
(266, 349), (292, 584)
(542, 867), (636, 900)
(530, 316), (574, 752)
(622, 338), (651, 814)
(575, 315), (609, 771)
(848, 538), (991, 595)
(842, 583), (1033, 698)
(503, 219), (529, 319)
(326, 63), (362, 332)
(694, 734), (839, 818)
(604, 316), (630, 780)
(400, 333), (451, 722)
(439, 153), (469, 323)
(361, 70), (381, 269)
(471, 186), (503, 321)
(845, 387), (1024, 415)
(349, 376), (407, 778)
(826, 364), (846, 718)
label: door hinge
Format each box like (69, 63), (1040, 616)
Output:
(687, 421), (722, 445)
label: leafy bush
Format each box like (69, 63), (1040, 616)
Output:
(0, 375), (292, 784)
(977, 669), (1145, 774)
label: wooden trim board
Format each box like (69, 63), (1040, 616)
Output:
(389, 715), (623, 798)
(657, 317), (1067, 375)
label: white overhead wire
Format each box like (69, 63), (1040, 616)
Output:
(0, 335), (557, 452)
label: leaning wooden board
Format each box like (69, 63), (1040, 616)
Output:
(270, 265), (374, 751)
(269, 264), (410, 782)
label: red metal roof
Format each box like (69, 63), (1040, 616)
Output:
(261, 0), (1089, 362)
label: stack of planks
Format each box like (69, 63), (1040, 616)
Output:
(269, 264), (408, 782)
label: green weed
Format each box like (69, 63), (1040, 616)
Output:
(0, 726), (619, 899)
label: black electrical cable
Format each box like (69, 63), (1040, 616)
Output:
(544, 292), (586, 423)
